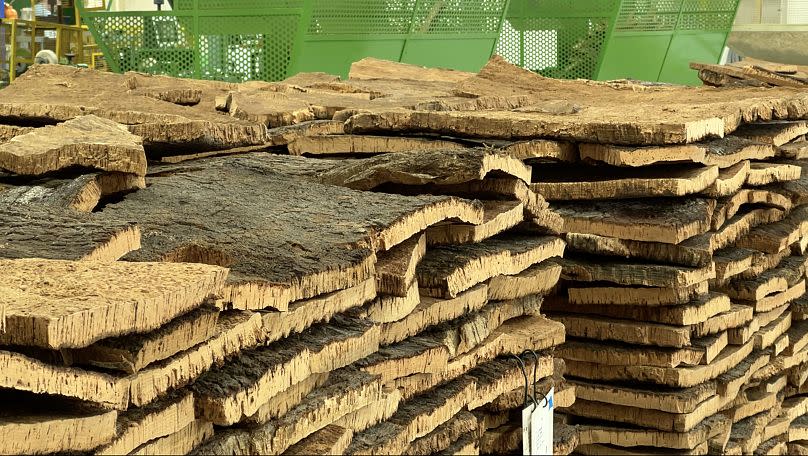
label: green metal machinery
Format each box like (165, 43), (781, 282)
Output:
(496, 0), (741, 85)
(75, 0), (511, 82)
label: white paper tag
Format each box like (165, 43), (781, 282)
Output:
(530, 388), (554, 455)
(522, 405), (532, 455)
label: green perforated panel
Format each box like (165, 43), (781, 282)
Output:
(498, 0), (739, 84)
(615, 0), (682, 32)
(411, 0), (507, 35)
(78, 0), (509, 81)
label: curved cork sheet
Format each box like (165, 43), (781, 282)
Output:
(0, 258), (227, 349)
(100, 154), (482, 311)
(531, 164), (718, 200)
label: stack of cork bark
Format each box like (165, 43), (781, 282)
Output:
(0, 60), (572, 455)
(4, 54), (808, 455)
(693, 57), (808, 89)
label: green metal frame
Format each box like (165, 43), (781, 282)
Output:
(498, 0), (740, 85)
(76, 0), (511, 82)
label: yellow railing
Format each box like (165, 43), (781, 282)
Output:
(1, 1), (106, 85)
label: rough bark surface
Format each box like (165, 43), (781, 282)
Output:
(0, 258), (226, 349)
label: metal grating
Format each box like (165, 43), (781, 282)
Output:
(677, 0), (739, 30)
(174, 0), (304, 10)
(308, 0), (416, 35)
(197, 15), (297, 82)
(411, 0), (507, 35)
(496, 16), (609, 80)
(614, 0), (682, 32)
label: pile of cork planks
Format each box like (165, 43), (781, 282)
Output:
(0, 62), (570, 455)
(2, 53), (808, 455)
(692, 57), (808, 89)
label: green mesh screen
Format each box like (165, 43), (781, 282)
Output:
(82, 10), (300, 82)
(411, 0), (508, 35)
(497, 0), (617, 80)
(308, 0), (416, 35)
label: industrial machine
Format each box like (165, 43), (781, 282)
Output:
(75, 0), (511, 82)
(1, 0), (104, 86)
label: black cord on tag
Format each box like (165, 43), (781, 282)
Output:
(524, 349), (548, 407)
(511, 354), (537, 410)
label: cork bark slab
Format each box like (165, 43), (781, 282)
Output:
(0, 171), (145, 212)
(743, 278), (804, 313)
(683, 207), (787, 255)
(565, 232), (712, 268)
(552, 198), (716, 244)
(364, 281), (420, 324)
(530, 164), (718, 200)
(568, 393), (725, 434)
(288, 135), (464, 156)
(245, 372), (330, 425)
(383, 177), (549, 217)
(556, 256), (715, 288)
(579, 137), (776, 168)
(0, 258), (226, 349)
(765, 160), (808, 206)
(711, 188), (792, 230)
(253, 368), (385, 455)
(576, 414), (730, 450)
(317, 149), (531, 191)
(191, 316), (379, 426)
(690, 305), (755, 339)
(357, 337), (449, 383)
(498, 139), (578, 162)
(0, 390), (117, 454)
(737, 206), (808, 253)
(747, 162), (803, 186)
(379, 285), (489, 346)
(428, 296), (542, 358)
(755, 312), (793, 350)
(545, 292), (730, 326)
(0, 115), (147, 176)
(426, 200), (524, 245)
(376, 234), (426, 297)
(785, 321), (808, 356)
(100, 154), (482, 311)
(565, 340), (755, 388)
(262, 278), (376, 344)
(552, 313), (694, 348)
(734, 121), (808, 146)
(780, 140), (808, 160)
(566, 281), (710, 306)
(346, 376), (477, 455)
(335, 387), (402, 433)
(570, 379), (717, 414)
(96, 391), (195, 455)
(0, 204), (140, 261)
(393, 316), (564, 401)
(448, 57), (808, 144)
(0, 124), (34, 141)
(405, 411), (479, 455)
(267, 120), (345, 146)
(0, 349), (130, 409)
(65, 305), (219, 373)
(578, 442), (709, 455)
(558, 335), (722, 368)
(722, 255), (808, 301)
(285, 424), (354, 455)
(130, 420), (214, 456)
(738, 248), (794, 280)
(127, 310), (263, 408)
(701, 161), (749, 197)
(417, 235), (565, 298)
(488, 261), (562, 300)
(349, 57), (474, 83)
(725, 406), (782, 454)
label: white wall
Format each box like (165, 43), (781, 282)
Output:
(735, 0), (808, 24)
